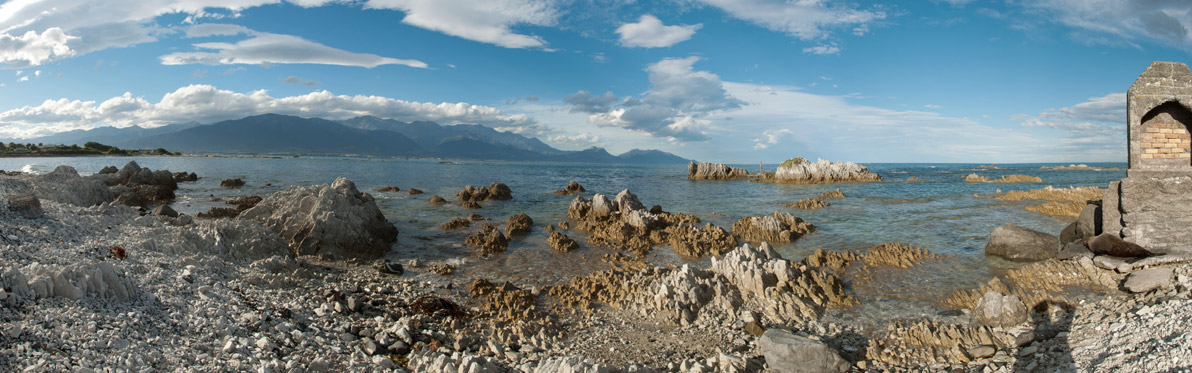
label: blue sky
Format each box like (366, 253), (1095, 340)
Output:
(0, 0), (1189, 163)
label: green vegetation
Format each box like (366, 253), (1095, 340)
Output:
(1, 142), (180, 157)
(779, 157), (807, 168)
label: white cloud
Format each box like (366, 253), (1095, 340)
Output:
(185, 23), (252, 38)
(548, 133), (601, 147)
(0, 84), (536, 138)
(0, 28), (77, 67)
(364, 0), (558, 48)
(161, 33), (427, 68)
(924, 104), (942, 109)
(571, 56), (744, 141)
(802, 44), (840, 55)
(696, 0), (886, 40)
(1021, 1), (1192, 49)
(17, 76), (28, 82)
(283, 75), (320, 86)
(616, 15), (701, 48)
(752, 128), (793, 149)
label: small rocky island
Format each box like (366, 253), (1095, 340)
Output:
(688, 157), (882, 183)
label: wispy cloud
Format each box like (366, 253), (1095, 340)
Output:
(364, 0), (558, 49)
(616, 15), (701, 48)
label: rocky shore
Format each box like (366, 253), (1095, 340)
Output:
(1, 162), (1188, 372)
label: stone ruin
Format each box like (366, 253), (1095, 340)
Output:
(1101, 61), (1192, 254)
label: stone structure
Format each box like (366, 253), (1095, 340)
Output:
(1101, 61), (1192, 254)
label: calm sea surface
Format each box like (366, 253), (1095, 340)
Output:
(2, 156), (1126, 325)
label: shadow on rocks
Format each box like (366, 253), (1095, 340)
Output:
(1014, 301), (1076, 372)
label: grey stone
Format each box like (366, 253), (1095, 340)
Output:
(971, 291), (1028, 328)
(1120, 176), (1192, 255)
(1059, 221), (1079, 245)
(1076, 204), (1102, 239)
(347, 296), (364, 312)
(1124, 267), (1174, 293)
(1127, 62), (1192, 170)
(590, 194), (614, 217)
(1089, 233), (1154, 258)
(688, 162), (751, 180)
(361, 337), (380, 355)
(1101, 181), (1122, 237)
(1057, 241), (1094, 261)
(985, 225), (1060, 261)
(758, 329), (849, 373)
(151, 204), (179, 218)
(1093, 255), (1131, 273)
(6, 193), (43, 219)
(967, 345), (996, 359)
(375, 259), (403, 275)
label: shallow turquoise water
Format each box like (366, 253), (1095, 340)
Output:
(1, 156), (1125, 315)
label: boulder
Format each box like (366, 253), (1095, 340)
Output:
(1076, 204), (1102, 239)
(970, 291), (1028, 328)
(98, 166), (119, 175)
(759, 329), (849, 373)
(239, 177), (399, 260)
(428, 195), (447, 205)
(465, 225), (508, 255)
(547, 232), (579, 253)
(1056, 241), (1094, 261)
(30, 166), (113, 207)
(441, 218), (470, 230)
(376, 186), (400, 193)
(172, 172), (198, 182)
(623, 209), (662, 229)
(151, 204), (179, 218)
(6, 193), (43, 219)
(220, 178), (246, 188)
(613, 190), (646, 213)
(504, 213), (533, 237)
(456, 183), (511, 202)
(553, 181), (585, 195)
(1088, 233), (1154, 258)
(590, 194), (615, 218)
(1123, 267), (1174, 293)
(984, 225), (1059, 261)
(1059, 221), (1079, 245)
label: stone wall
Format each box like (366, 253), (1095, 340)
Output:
(1127, 61), (1192, 169)
(1118, 176), (1192, 254)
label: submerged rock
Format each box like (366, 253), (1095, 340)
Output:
(688, 162), (752, 180)
(964, 173), (988, 183)
(785, 198), (829, 210)
(376, 186), (401, 193)
(441, 217), (470, 230)
(767, 157), (881, 184)
(731, 212), (814, 244)
(984, 225), (1059, 261)
(172, 171), (198, 182)
(428, 195), (448, 205)
(407, 188), (424, 195)
(553, 181), (586, 195)
(991, 174), (1043, 183)
(239, 177), (399, 260)
(759, 329), (849, 373)
(457, 183), (512, 202)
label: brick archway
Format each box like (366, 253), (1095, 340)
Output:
(1138, 101), (1192, 167)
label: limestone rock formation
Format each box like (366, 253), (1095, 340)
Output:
(759, 329), (849, 373)
(220, 178), (245, 188)
(428, 195), (447, 205)
(688, 162), (752, 180)
(239, 177), (398, 260)
(731, 212), (814, 244)
(767, 157), (881, 183)
(984, 225), (1059, 261)
(964, 173), (988, 183)
(457, 183), (512, 203)
(30, 166), (113, 207)
(407, 188), (424, 195)
(667, 223), (737, 258)
(970, 291), (1028, 328)
(547, 232), (579, 252)
(1123, 267), (1174, 293)
(785, 198), (829, 209)
(553, 181), (585, 195)
(376, 186), (400, 193)
(441, 218), (470, 230)
(466, 225), (509, 255)
(504, 213), (533, 237)
(172, 172), (198, 182)
(991, 174), (1043, 183)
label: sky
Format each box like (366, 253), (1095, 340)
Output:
(0, 0), (1189, 163)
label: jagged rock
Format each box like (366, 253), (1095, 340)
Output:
(613, 190), (646, 213)
(731, 212), (814, 243)
(768, 157), (881, 184)
(29, 166), (113, 207)
(991, 174), (1043, 183)
(548, 232), (579, 253)
(441, 218), (470, 230)
(197, 207), (239, 219)
(407, 188), (424, 195)
(172, 172), (198, 182)
(984, 225), (1059, 261)
(553, 181), (585, 195)
(505, 213), (533, 237)
(785, 198), (829, 209)
(220, 178), (245, 188)
(6, 193), (43, 219)
(759, 329), (849, 373)
(428, 195), (447, 205)
(623, 210), (662, 229)
(7, 262), (137, 301)
(1088, 233), (1154, 258)
(971, 291), (1028, 328)
(688, 162), (752, 180)
(466, 225), (508, 255)
(376, 186), (400, 193)
(467, 213), (487, 221)
(1123, 267), (1173, 293)
(239, 177), (398, 260)
(667, 223), (737, 258)
(456, 183), (512, 202)
(590, 194), (615, 217)
(161, 219), (293, 261)
(151, 204), (179, 218)
(458, 201), (482, 209)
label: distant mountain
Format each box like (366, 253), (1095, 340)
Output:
(12, 113), (693, 164)
(129, 114), (424, 156)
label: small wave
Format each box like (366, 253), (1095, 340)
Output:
(20, 164), (39, 175)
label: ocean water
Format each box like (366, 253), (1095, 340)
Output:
(1, 156), (1126, 324)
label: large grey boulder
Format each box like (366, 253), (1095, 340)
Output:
(971, 291), (1028, 328)
(30, 166), (112, 207)
(985, 225), (1059, 261)
(1123, 267), (1174, 293)
(240, 177), (399, 260)
(759, 329), (849, 373)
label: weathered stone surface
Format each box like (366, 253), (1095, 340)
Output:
(1120, 176), (1192, 254)
(688, 162), (751, 180)
(731, 212), (814, 244)
(590, 194), (614, 217)
(1060, 221), (1079, 245)
(172, 171), (198, 182)
(407, 188), (424, 195)
(219, 178), (245, 188)
(456, 183), (512, 202)
(239, 177), (398, 260)
(29, 166), (113, 207)
(984, 225), (1059, 261)
(964, 173), (988, 183)
(547, 232), (578, 253)
(1123, 267), (1174, 293)
(465, 225), (508, 255)
(6, 193), (43, 218)
(553, 181), (585, 195)
(427, 195), (447, 205)
(759, 329), (849, 373)
(667, 223), (737, 258)
(440, 217), (470, 230)
(1089, 233), (1154, 258)
(1076, 203), (1102, 239)
(967, 345), (996, 359)
(504, 213), (533, 237)
(375, 186), (400, 193)
(1101, 181), (1122, 237)
(971, 291), (1028, 328)
(151, 204), (179, 218)
(1057, 241), (1094, 261)
(769, 157), (881, 184)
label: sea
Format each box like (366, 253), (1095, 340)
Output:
(1, 156), (1127, 329)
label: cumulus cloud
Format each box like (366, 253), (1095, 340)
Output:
(564, 91), (618, 113)
(0, 85), (535, 138)
(573, 56), (744, 141)
(548, 133), (601, 147)
(364, 0), (558, 48)
(616, 15), (701, 48)
(0, 28), (78, 67)
(696, 0), (886, 41)
(1020, 1), (1192, 48)
(161, 33), (427, 68)
(752, 128), (793, 149)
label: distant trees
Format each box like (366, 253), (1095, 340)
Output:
(1, 141), (176, 157)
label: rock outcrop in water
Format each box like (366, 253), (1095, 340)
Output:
(760, 157), (881, 184)
(466, 225), (509, 255)
(22, 162), (185, 208)
(457, 183), (512, 203)
(239, 177), (398, 260)
(565, 189), (718, 257)
(984, 225), (1059, 261)
(548, 232), (579, 252)
(504, 213), (533, 237)
(688, 162), (753, 180)
(731, 212), (814, 244)
(553, 181), (585, 195)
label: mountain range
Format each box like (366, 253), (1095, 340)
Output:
(6, 114), (691, 164)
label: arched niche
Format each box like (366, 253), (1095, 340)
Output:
(1137, 101), (1192, 168)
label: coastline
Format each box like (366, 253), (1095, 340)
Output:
(0, 161), (1187, 372)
